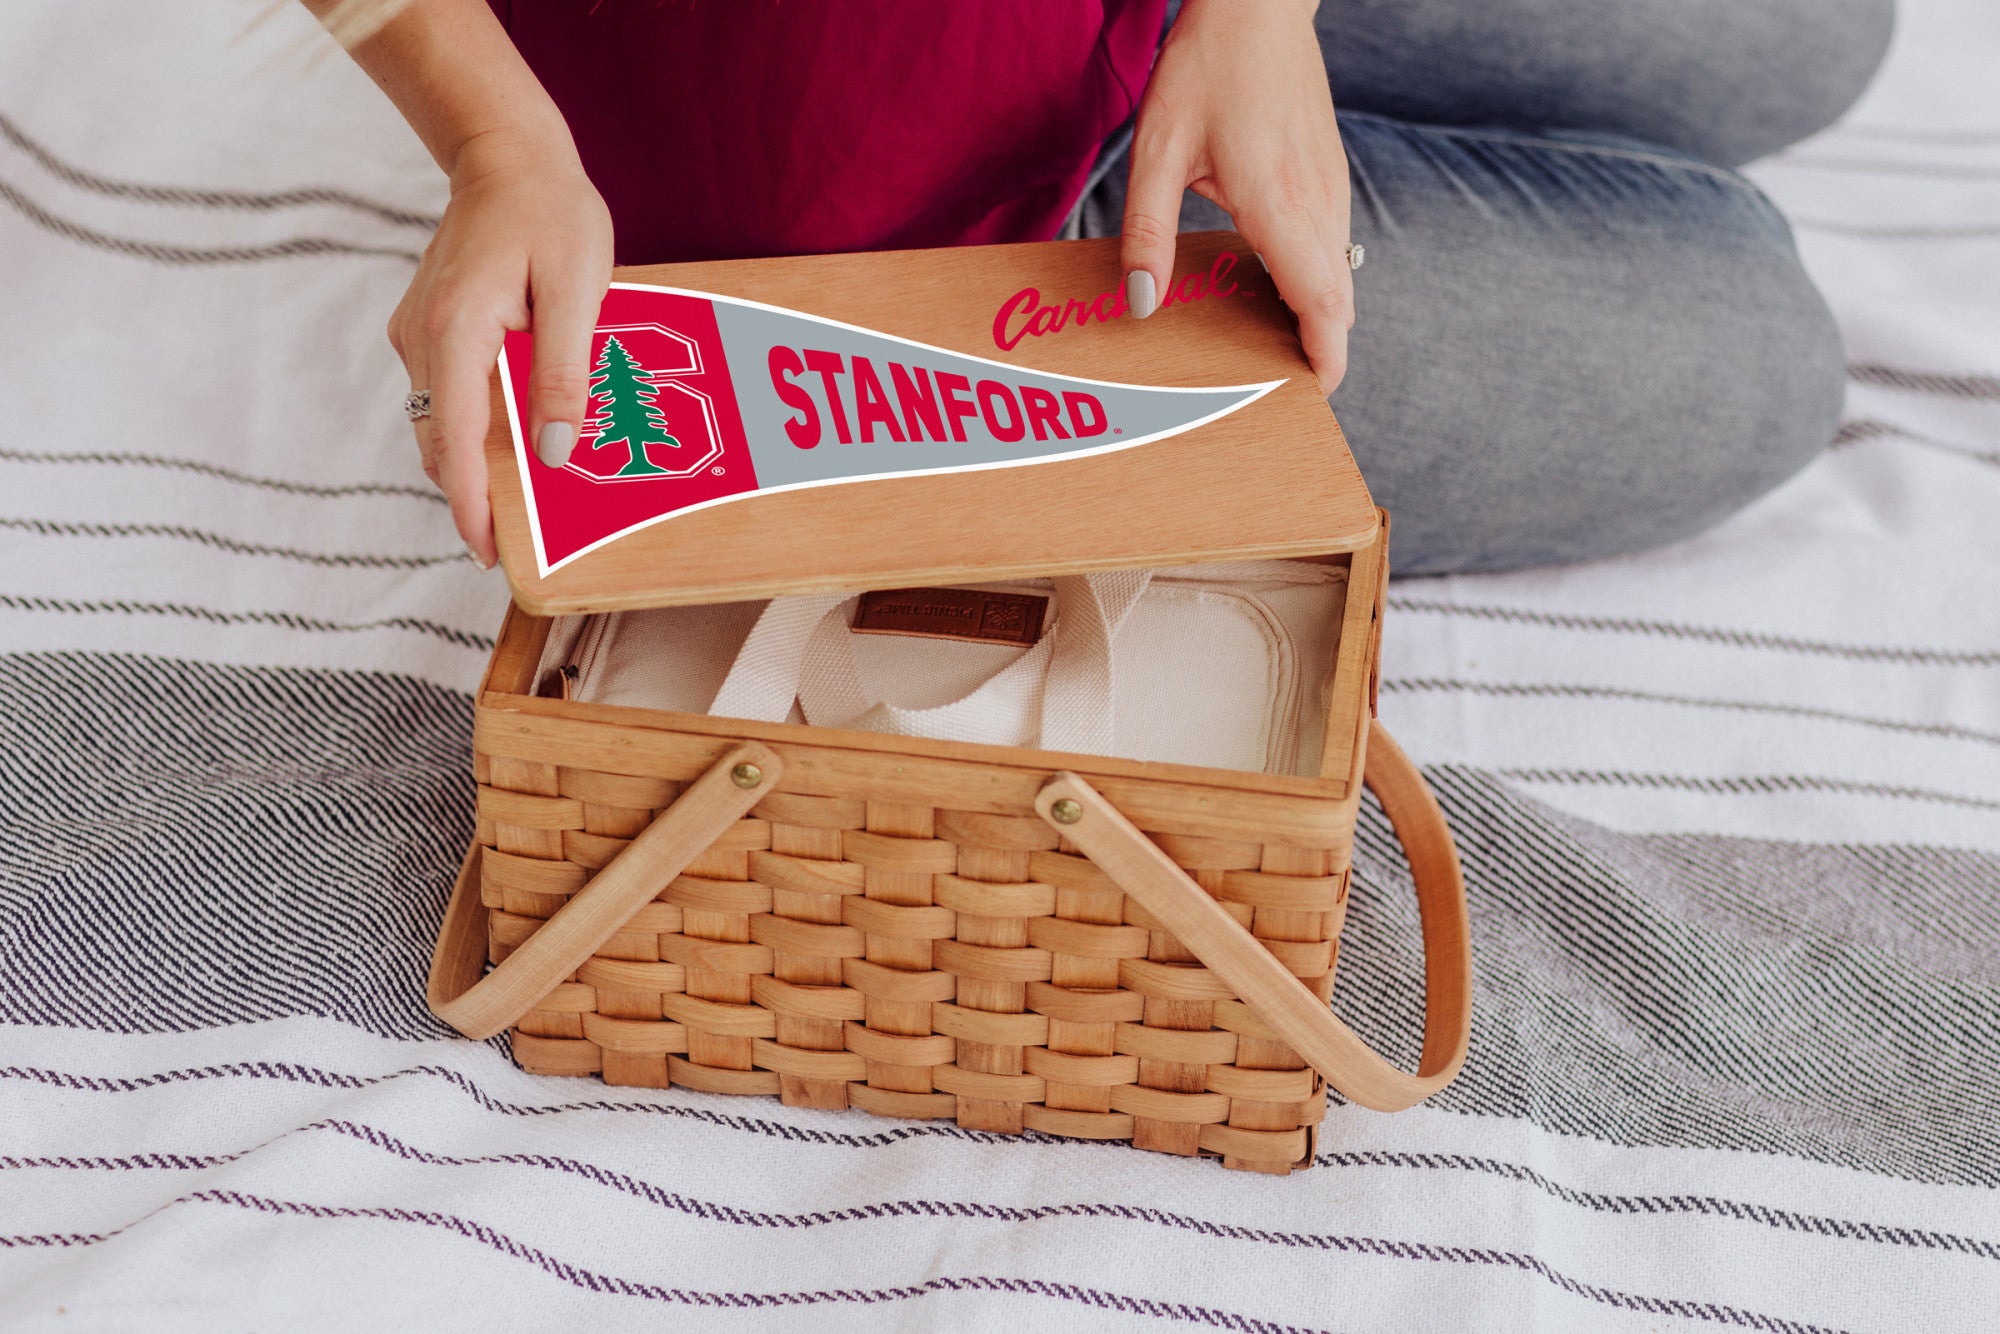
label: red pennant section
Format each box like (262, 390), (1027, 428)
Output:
(499, 289), (758, 571)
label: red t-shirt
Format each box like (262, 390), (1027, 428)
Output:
(491, 1), (1166, 265)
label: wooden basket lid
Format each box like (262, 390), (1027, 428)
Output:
(484, 231), (1376, 615)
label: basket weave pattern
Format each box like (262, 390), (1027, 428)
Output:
(476, 756), (1346, 1175)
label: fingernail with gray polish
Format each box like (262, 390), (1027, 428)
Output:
(465, 543), (494, 570)
(536, 421), (577, 469)
(1125, 270), (1157, 320)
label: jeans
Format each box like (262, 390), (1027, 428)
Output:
(1072, 0), (1894, 575)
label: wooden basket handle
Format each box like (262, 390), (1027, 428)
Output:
(1034, 719), (1471, 1113)
(427, 742), (782, 1041)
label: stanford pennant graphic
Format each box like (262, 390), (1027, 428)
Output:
(498, 283), (1282, 574)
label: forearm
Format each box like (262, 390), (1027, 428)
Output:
(303, 0), (612, 567)
(302, 0), (576, 178)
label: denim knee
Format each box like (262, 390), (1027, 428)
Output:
(1318, 0), (1895, 168)
(1324, 124), (1845, 575)
(1074, 120), (1846, 576)
(1709, 0), (1897, 165)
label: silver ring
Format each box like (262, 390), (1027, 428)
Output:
(1346, 244), (1365, 271)
(403, 390), (431, 421)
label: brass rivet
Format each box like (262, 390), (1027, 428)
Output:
(1049, 798), (1083, 825)
(731, 762), (763, 789)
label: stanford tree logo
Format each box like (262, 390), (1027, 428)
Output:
(584, 335), (681, 476)
(562, 322), (727, 486)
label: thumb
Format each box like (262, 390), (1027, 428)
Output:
(526, 272), (602, 469)
(1119, 137), (1188, 321)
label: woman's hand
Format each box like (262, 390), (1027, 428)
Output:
(309, 0), (610, 567)
(1120, 0), (1352, 395)
(388, 130), (612, 566)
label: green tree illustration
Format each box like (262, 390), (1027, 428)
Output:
(585, 334), (680, 476)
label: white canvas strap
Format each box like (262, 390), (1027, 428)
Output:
(705, 572), (1153, 754)
(1039, 569), (1148, 754)
(794, 604), (1058, 745)
(705, 592), (851, 725)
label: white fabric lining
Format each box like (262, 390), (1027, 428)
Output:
(536, 560), (1347, 776)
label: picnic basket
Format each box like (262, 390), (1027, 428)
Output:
(427, 232), (1472, 1174)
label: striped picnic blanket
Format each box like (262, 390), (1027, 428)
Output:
(3, 2), (1996, 1330)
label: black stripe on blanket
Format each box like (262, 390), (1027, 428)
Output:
(0, 515), (462, 568)
(0, 446), (449, 504)
(1387, 597), (2000, 667)
(12, 1110), (1998, 1266)
(1496, 767), (2000, 813)
(1345, 767), (2000, 1186)
(0, 594), (492, 651)
(0, 177), (422, 265)
(0, 652), (470, 1041)
(1381, 676), (2000, 747)
(5, 651), (1999, 1187)
(1848, 362), (2000, 400)
(0, 107), (440, 229)
(1834, 418), (2000, 467)
(4, 1189), (1848, 1334)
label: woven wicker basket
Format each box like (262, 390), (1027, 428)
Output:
(426, 236), (1471, 1175)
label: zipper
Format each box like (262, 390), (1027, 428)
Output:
(539, 612), (615, 701)
(566, 613), (616, 700)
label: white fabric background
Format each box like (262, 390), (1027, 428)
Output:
(2, 3), (1996, 1332)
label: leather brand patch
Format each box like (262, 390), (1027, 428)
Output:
(852, 587), (1049, 646)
